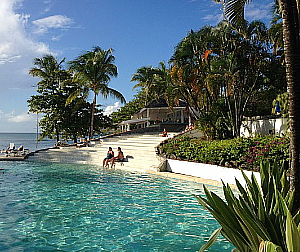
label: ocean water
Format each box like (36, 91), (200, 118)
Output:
(0, 133), (56, 152)
(0, 133), (234, 251)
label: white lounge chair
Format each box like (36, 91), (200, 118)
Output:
(9, 143), (15, 151)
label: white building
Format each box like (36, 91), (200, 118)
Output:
(119, 98), (191, 132)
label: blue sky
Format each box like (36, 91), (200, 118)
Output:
(0, 0), (273, 133)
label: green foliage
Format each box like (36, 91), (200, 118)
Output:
(196, 100), (232, 140)
(68, 46), (125, 138)
(241, 137), (289, 170)
(59, 102), (111, 142)
(28, 54), (113, 142)
(158, 135), (289, 171)
(28, 55), (69, 142)
(131, 62), (173, 108)
(129, 21), (286, 139)
(170, 21), (287, 137)
(110, 97), (144, 124)
(272, 92), (289, 117)
(196, 161), (300, 252)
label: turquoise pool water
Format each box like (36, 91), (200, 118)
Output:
(0, 161), (233, 252)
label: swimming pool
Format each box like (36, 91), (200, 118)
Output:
(0, 161), (233, 251)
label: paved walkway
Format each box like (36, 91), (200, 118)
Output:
(29, 131), (240, 188)
(29, 133), (172, 172)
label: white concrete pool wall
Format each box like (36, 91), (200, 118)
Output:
(164, 159), (261, 187)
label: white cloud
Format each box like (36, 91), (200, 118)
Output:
(5, 111), (35, 123)
(104, 102), (121, 116)
(202, 13), (223, 23)
(245, 2), (273, 21)
(204, 1), (273, 25)
(0, 110), (37, 132)
(32, 15), (74, 34)
(51, 35), (63, 41)
(38, 0), (54, 15)
(0, 0), (51, 90)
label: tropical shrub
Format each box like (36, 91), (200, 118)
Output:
(241, 137), (289, 169)
(196, 161), (300, 252)
(158, 135), (289, 171)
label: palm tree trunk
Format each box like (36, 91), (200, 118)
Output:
(90, 93), (97, 139)
(280, 0), (300, 212)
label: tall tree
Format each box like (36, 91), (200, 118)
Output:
(215, 0), (300, 211)
(69, 46), (126, 139)
(171, 21), (275, 137)
(28, 55), (67, 142)
(131, 66), (157, 105)
(280, 0), (300, 212)
(131, 62), (174, 105)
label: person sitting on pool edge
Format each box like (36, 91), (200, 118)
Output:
(110, 147), (125, 167)
(103, 147), (114, 167)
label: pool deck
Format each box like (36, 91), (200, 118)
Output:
(0, 151), (30, 161)
(23, 131), (246, 188)
(28, 133), (167, 171)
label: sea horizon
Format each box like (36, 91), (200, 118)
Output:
(0, 132), (56, 152)
(0, 133), (37, 135)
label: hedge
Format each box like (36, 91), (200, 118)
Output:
(157, 135), (289, 171)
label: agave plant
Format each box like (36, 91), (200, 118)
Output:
(196, 161), (300, 252)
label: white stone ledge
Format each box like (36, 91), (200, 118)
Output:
(166, 159), (260, 187)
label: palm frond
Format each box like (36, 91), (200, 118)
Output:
(222, 0), (252, 35)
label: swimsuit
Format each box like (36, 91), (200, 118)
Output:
(105, 152), (113, 159)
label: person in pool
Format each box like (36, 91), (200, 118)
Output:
(103, 147), (114, 167)
(110, 147), (125, 167)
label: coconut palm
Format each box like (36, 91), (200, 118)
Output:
(215, 0), (300, 215)
(131, 66), (157, 105)
(280, 0), (300, 213)
(131, 62), (175, 106)
(171, 21), (271, 137)
(170, 27), (217, 120)
(29, 55), (66, 93)
(29, 55), (67, 142)
(69, 46), (125, 139)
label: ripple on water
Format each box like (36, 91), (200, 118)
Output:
(0, 161), (234, 252)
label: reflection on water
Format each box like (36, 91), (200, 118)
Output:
(0, 161), (233, 252)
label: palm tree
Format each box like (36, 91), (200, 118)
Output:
(29, 55), (67, 142)
(280, 0), (300, 213)
(215, 0), (300, 211)
(170, 27), (216, 120)
(69, 46), (126, 139)
(131, 62), (174, 106)
(171, 21), (270, 137)
(29, 55), (66, 92)
(131, 66), (157, 105)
